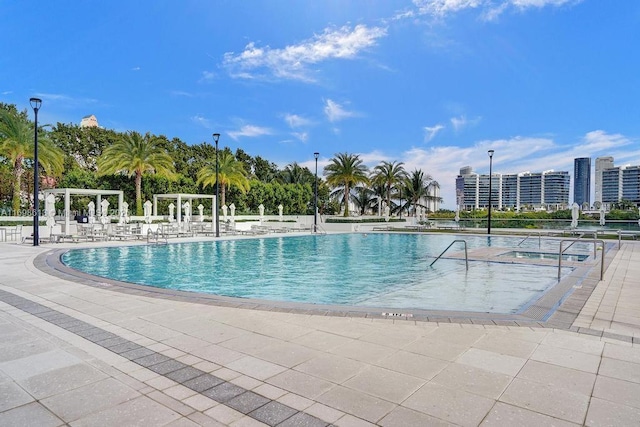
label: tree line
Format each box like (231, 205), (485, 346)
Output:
(1, 102), (441, 218)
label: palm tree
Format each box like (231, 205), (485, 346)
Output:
(196, 151), (250, 208)
(0, 109), (64, 213)
(371, 160), (407, 210)
(97, 131), (176, 215)
(323, 152), (369, 217)
(403, 169), (441, 216)
(352, 185), (377, 215)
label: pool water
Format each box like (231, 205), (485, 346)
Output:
(61, 234), (584, 314)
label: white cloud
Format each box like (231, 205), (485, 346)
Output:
(291, 132), (309, 143)
(450, 115), (481, 132)
(424, 124), (445, 142)
(222, 24), (387, 82)
(284, 113), (312, 128)
(170, 90), (194, 97)
(34, 93), (97, 107)
(408, 0), (582, 20)
(132, 66), (141, 71)
(199, 71), (216, 83)
(191, 114), (211, 128)
(227, 124), (273, 140)
(324, 99), (358, 123)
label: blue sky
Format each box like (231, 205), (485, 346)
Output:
(2, 0), (639, 209)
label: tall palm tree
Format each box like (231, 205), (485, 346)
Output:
(323, 152), (369, 217)
(196, 151), (250, 208)
(403, 169), (441, 216)
(97, 131), (176, 215)
(0, 109), (64, 213)
(371, 160), (407, 209)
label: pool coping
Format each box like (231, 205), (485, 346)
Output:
(35, 234), (617, 331)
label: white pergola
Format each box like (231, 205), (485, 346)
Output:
(43, 188), (124, 232)
(152, 193), (217, 224)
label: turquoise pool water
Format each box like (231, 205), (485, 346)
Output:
(61, 233), (585, 314)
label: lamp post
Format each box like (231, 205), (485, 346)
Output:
(313, 152), (319, 233)
(487, 149), (494, 235)
(30, 98), (42, 246)
(399, 187), (402, 219)
(213, 133), (220, 238)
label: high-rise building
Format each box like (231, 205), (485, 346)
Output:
(573, 157), (591, 208)
(455, 167), (570, 211)
(595, 156), (614, 205)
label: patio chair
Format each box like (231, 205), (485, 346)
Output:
(7, 224), (23, 241)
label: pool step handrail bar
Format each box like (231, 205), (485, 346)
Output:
(430, 239), (468, 270)
(517, 232), (541, 248)
(558, 238), (604, 281)
(313, 224), (327, 235)
(617, 230), (640, 248)
(147, 228), (168, 245)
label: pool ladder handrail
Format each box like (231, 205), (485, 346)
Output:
(147, 228), (168, 245)
(313, 224), (327, 234)
(558, 238), (604, 281)
(517, 232), (542, 248)
(430, 239), (468, 270)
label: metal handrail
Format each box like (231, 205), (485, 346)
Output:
(558, 239), (604, 281)
(430, 239), (468, 270)
(517, 232), (541, 248)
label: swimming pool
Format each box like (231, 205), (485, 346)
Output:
(61, 234), (591, 314)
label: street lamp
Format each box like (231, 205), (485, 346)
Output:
(213, 133), (220, 238)
(30, 97), (42, 246)
(313, 152), (319, 233)
(487, 149), (494, 235)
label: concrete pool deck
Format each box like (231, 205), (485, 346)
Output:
(1, 236), (639, 426)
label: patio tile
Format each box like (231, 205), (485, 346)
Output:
(276, 411), (328, 427)
(598, 357), (640, 383)
(0, 402), (63, 427)
(592, 375), (640, 409)
(316, 385), (396, 424)
(165, 366), (205, 383)
(500, 377), (589, 423)
(19, 362), (108, 399)
(431, 362), (512, 399)
(291, 330), (354, 351)
(402, 382), (494, 426)
(0, 380), (34, 411)
(225, 391), (270, 414)
(108, 341), (144, 355)
(379, 406), (453, 427)
(40, 377), (139, 422)
(530, 344), (601, 373)
(183, 393), (217, 412)
(0, 348), (80, 380)
(342, 365), (425, 403)
(204, 404), (245, 425)
(119, 346), (157, 361)
(517, 360), (596, 396)
(585, 397), (640, 427)
(403, 337), (469, 361)
(295, 354), (366, 384)
(304, 402), (344, 424)
(374, 350), (448, 380)
(482, 401), (578, 426)
(254, 342), (321, 368)
(541, 331), (604, 355)
(135, 352), (172, 367)
(333, 414), (377, 427)
(456, 347), (527, 376)
(191, 344), (245, 365)
(71, 395), (181, 427)
(603, 342), (640, 364)
(227, 356), (288, 381)
(202, 381), (246, 403)
(148, 359), (189, 375)
(328, 340), (396, 364)
(248, 400), (298, 426)
(267, 369), (335, 400)
(183, 373), (225, 392)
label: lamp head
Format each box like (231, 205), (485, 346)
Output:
(488, 149), (494, 158)
(30, 97), (42, 111)
(314, 152), (319, 159)
(212, 133), (220, 144)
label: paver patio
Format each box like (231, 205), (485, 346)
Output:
(0, 236), (639, 426)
